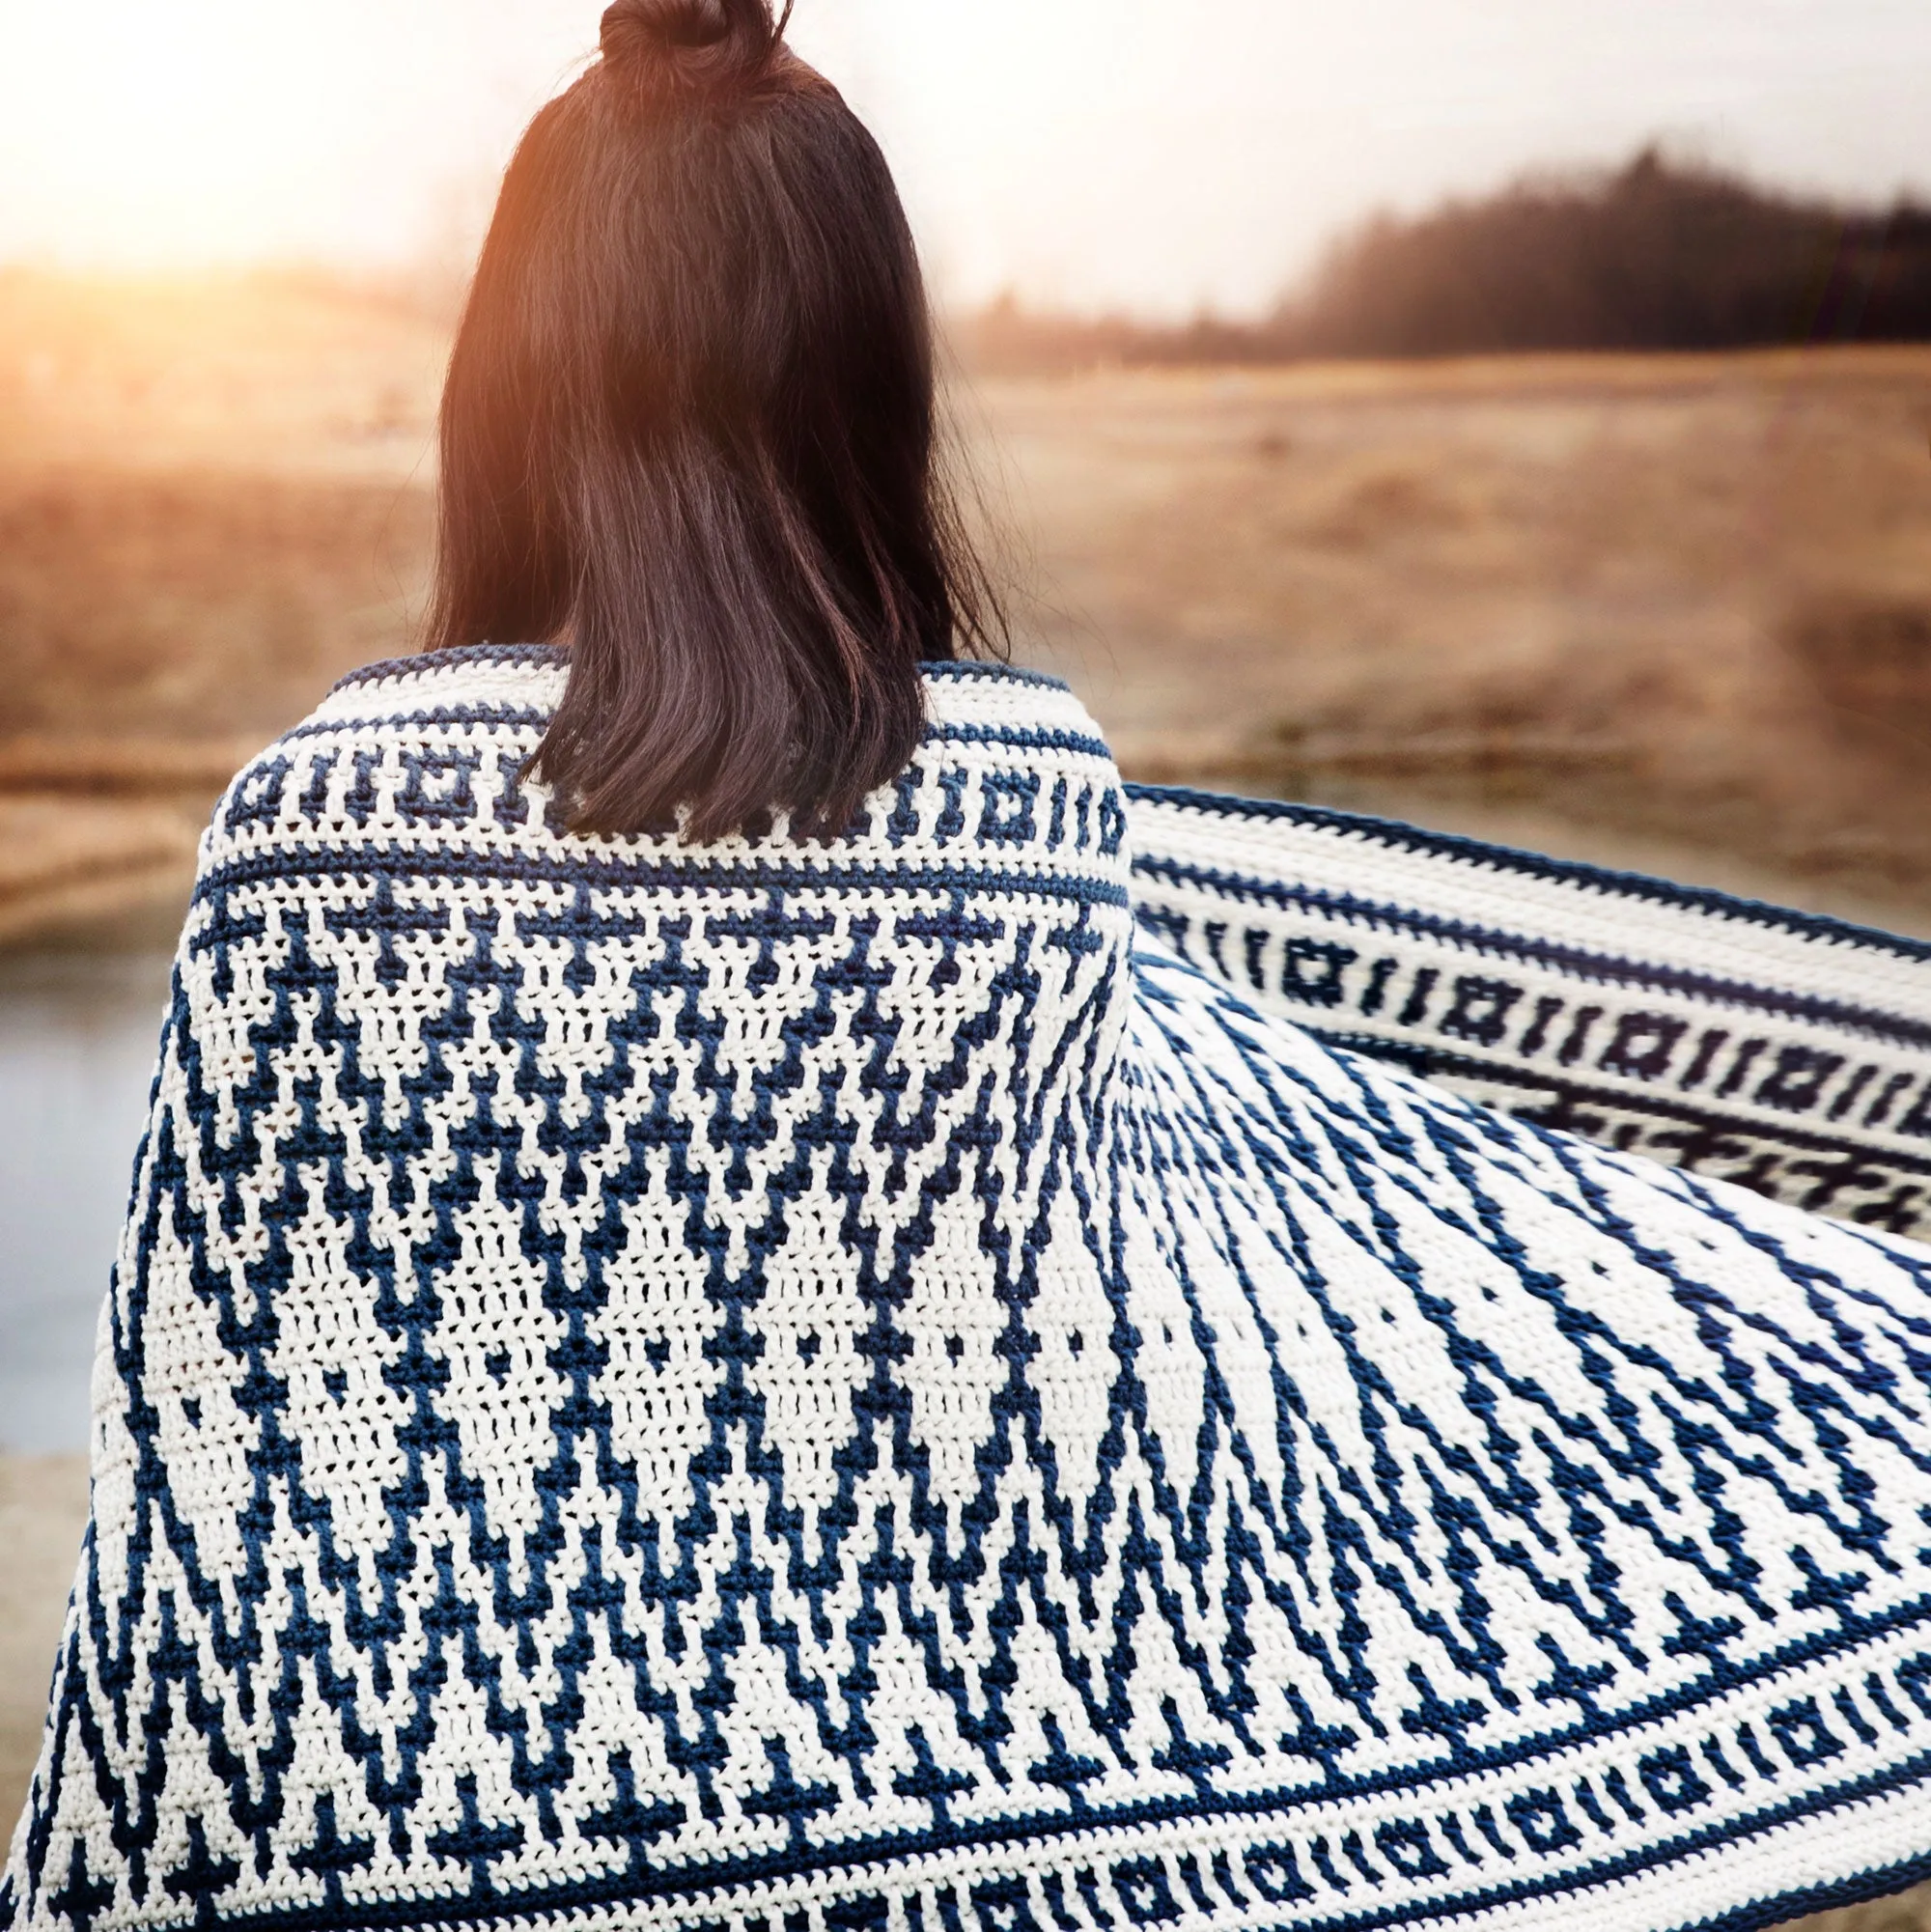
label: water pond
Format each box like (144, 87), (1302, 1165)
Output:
(0, 952), (175, 1453)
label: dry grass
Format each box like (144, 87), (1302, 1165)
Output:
(0, 467), (433, 742)
(0, 462), (431, 939)
(971, 349), (1931, 927)
(0, 271), (441, 938)
(0, 267), (445, 475)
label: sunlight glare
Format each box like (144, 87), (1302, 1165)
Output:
(0, 0), (556, 266)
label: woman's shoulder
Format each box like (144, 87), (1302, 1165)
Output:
(191, 647), (1129, 891)
(199, 646), (571, 879)
(301, 642), (570, 738)
(224, 649), (1101, 801)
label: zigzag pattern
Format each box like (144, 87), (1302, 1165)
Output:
(8, 649), (1931, 1932)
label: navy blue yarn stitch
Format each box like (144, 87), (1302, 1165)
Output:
(1131, 864), (1931, 1049)
(20, 656), (1931, 1932)
(1128, 782), (1931, 965)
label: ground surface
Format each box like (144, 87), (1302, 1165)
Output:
(971, 350), (1931, 932)
(1, 1457), (88, 1841)
(5, 274), (1931, 1924)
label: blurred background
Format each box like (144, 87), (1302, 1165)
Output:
(4, 10), (1931, 1921)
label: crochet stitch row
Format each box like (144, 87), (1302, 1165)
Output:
(7, 649), (1931, 1932)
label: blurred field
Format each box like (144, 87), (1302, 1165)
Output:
(7, 274), (1931, 1926)
(976, 349), (1931, 932)
(6, 271), (1931, 940)
(0, 270), (440, 941)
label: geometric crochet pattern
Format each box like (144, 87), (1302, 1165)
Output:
(1131, 786), (1931, 1239)
(7, 646), (1931, 1932)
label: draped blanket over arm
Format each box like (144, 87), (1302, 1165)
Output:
(10, 648), (1931, 1932)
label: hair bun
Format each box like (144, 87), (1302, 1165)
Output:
(599, 0), (780, 87)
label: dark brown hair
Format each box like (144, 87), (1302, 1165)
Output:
(430, 0), (1002, 839)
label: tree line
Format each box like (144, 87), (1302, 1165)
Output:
(955, 150), (1931, 372)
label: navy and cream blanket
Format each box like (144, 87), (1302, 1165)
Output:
(11, 646), (1931, 1932)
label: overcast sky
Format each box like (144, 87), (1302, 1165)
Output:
(1, 0), (1928, 316)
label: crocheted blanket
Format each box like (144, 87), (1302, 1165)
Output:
(9, 647), (1931, 1932)
(1127, 790), (1931, 1239)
